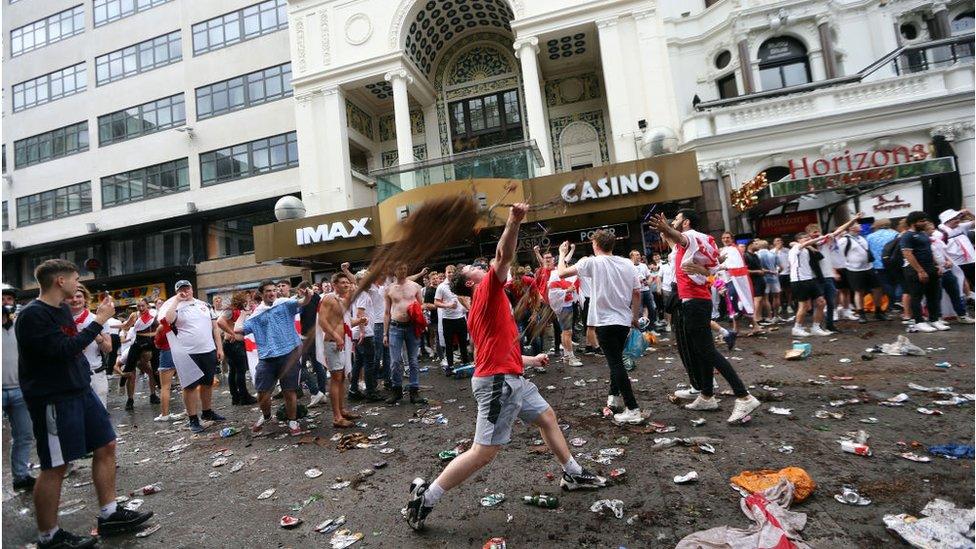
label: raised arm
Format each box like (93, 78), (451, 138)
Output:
(828, 212), (863, 238)
(532, 245), (545, 268)
(648, 213), (688, 248)
(494, 203), (528, 282)
(557, 241), (578, 278)
(408, 267), (429, 283)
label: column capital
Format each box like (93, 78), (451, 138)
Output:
(819, 140), (847, 157)
(717, 158), (740, 175)
(931, 124), (956, 141)
(632, 8), (656, 21)
(931, 1), (949, 14)
(384, 68), (413, 85)
(596, 16), (619, 30)
(513, 36), (539, 57)
(698, 163), (719, 180)
(815, 12), (832, 27)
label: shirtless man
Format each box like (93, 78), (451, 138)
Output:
(318, 271), (363, 427)
(384, 262), (427, 405)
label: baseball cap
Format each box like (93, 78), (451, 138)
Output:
(938, 209), (961, 224)
(174, 279), (192, 291)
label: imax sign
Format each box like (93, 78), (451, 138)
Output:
(296, 217), (371, 246)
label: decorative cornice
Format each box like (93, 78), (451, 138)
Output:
(513, 36), (539, 57)
(632, 8), (656, 21)
(596, 17), (619, 30)
(931, 121), (975, 141)
(717, 158), (741, 174)
(819, 140), (847, 156)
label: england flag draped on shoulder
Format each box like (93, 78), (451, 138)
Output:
(157, 297), (205, 388)
(720, 243), (755, 315)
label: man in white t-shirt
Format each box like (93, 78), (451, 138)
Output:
(346, 264), (384, 402)
(557, 229), (643, 424)
(164, 280), (225, 433)
(68, 285), (112, 407)
(938, 208), (975, 293)
(839, 223), (887, 323)
(435, 269), (470, 374)
(629, 250), (655, 323)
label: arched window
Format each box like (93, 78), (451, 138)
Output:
(951, 11), (975, 34)
(758, 37), (811, 90)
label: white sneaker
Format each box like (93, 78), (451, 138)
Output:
(613, 408), (643, 424)
(931, 320), (951, 331)
(810, 325), (833, 336)
(727, 395), (761, 423)
(607, 395), (624, 409)
(909, 322), (937, 333)
(440, 358), (448, 367)
(674, 388), (700, 400)
(565, 354), (583, 367)
(308, 392), (326, 407)
(684, 395), (720, 411)
(791, 326), (811, 337)
(251, 415), (267, 433)
(153, 414), (171, 422)
(957, 315), (975, 324)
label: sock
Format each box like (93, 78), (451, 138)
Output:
(562, 456), (583, 476)
(202, 409), (212, 416)
(423, 482), (445, 507)
(99, 501), (117, 519)
(189, 414), (199, 424)
(718, 327), (730, 337)
(38, 527), (59, 543)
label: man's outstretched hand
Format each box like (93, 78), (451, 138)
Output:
(510, 203), (528, 223)
(648, 213), (671, 233)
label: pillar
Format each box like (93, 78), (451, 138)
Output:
(633, 9), (681, 135)
(513, 36), (553, 175)
(932, 2), (951, 39)
(385, 69), (414, 167)
(817, 16), (838, 79)
(597, 18), (637, 162)
(736, 38), (756, 94)
(294, 85), (353, 215)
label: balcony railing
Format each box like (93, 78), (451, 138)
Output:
(369, 139), (544, 201)
(695, 33), (974, 111)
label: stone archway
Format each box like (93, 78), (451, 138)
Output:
(558, 121), (602, 171)
(389, 0), (523, 51)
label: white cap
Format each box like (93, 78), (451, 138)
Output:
(939, 209), (961, 224)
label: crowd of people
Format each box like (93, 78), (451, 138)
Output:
(1, 202), (973, 545)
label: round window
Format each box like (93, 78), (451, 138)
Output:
(900, 23), (918, 40)
(715, 50), (732, 69)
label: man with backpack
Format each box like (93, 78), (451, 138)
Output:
(840, 222), (888, 322)
(867, 219), (900, 313)
(881, 219), (911, 321)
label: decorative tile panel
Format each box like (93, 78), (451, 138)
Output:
(378, 111), (426, 141)
(545, 32), (587, 61)
(345, 100), (374, 140)
(405, 0), (514, 75)
(446, 45), (514, 86)
(382, 144), (428, 167)
(548, 110), (610, 172)
(545, 73), (601, 107)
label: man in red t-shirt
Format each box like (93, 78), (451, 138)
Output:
(405, 204), (607, 532)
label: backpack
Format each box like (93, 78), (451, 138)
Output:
(881, 237), (903, 274)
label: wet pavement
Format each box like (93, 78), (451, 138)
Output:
(2, 319), (974, 548)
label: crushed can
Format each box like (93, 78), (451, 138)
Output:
(483, 537), (507, 549)
(522, 494), (559, 509)
(609, 468), (627, 481)
(480, 493), (505, 507)
(453, 364), (475, 379)
(131, 483), (161, 496)
(840, 440), (872, 456)
(219, 427), (239, 438)
(438, 449), (460, 461)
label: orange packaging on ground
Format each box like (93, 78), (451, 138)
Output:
(730, 467), (817, 503)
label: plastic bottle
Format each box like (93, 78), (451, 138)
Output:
(840, 440), (872, 456)
(453, 364), (475, 379)
(219, 427), (239, 438)
(522, 494), (559, 509)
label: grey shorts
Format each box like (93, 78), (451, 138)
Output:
(555, 306), (573, 332)
(255, 347), (302, 393)
(323, 341), (350, 372)
(764, 275), (781, 294)
(472, 374), (550, 446)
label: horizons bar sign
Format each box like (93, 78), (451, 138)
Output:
(296, 217), (371, 245)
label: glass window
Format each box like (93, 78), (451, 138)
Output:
(10, 5), (85, 57)
(951, 11), (975, 34)
(97, 93), (185, 145)
(757, 37), (811, 90)
(717, 72), (738, 99)
(715, 50), (732, 69)
(208, 210), (276, 258)
(2, 201), (8, 230)
(192, 0), (287, 55)
(101, 158), (189, 207)
(14, 121), (89, 169)
(195, 62), (292, 119)
(108, 226), (191, 276)
(95, 31), (181, 86)
(12, 63), (87, 112)
(200, 131), (298, 186)
(15, 182), (91, 225)
(448, 90), (524, 153)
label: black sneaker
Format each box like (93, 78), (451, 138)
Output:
(560, 468), (608, 491)
(97, 507), (154, 536)
(124, 398), (134, 411)
(591, 347), (604, 356)
(38, 528), (97, 549)
(363, 391), (385, 402)
(405, 477), (433, 531)
(347, 391), (365, 402)
(201, 410), (225, 422)
(189, 421), (205, 434)
(723, 330), (737, 351)
(149, 393), (160, 404)
(13, 475), (35, 491)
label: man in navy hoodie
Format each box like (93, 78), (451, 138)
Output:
(15, 259), (152, 548)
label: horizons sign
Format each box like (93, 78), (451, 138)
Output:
(560, 170), (660, 203)
(296, 217), (371, 246)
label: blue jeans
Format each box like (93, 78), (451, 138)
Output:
(640, 289), (656, 320)
(942, 270), (967, 317)
(818, 277), (837, 327)
(351, 337), (377, 393)
(300, 347), (329, 395)
(2, 387), (32, 481)
(373, 323), (390, 385)
(388, 323), (420, 389)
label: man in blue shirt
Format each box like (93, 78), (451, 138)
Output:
(236, 280), (312, 436)
(865, 218), (900, 309)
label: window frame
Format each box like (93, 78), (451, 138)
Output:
(97, 93), (185, 146)
(10, 5), (85, 57)
(757, 37), (812, 91)
(12, 63), (87, 112)
(448, 89), (524, 152)
(15, 181), (92, 226)
(195, 62), (292, 120)
(94, 0), (173, 27)
(95, 30), (182, 86)
(192, 0), (288, 56)
(199, 131), (298, 186)
(716, 72), (738, 99)
(100, 158), (189, 208)
(14, 121), (90, 169)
